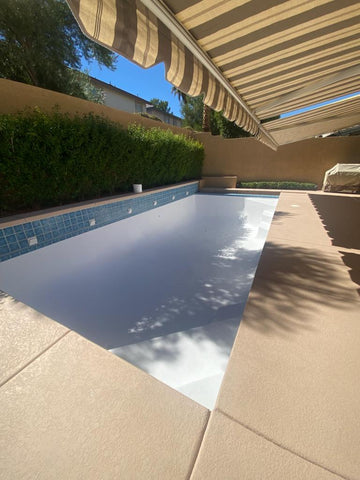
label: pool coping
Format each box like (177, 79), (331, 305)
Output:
(1, 190), (360, 478)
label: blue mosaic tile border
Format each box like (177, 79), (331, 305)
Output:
(0, 182), (198, 262)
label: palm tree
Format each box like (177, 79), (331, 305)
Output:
(202, 104), (210, 132)
(171, 86), (210, 132)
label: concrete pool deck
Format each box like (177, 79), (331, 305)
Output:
(1, 191), (359, 479)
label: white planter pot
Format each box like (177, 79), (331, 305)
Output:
(133, 184), (142, 193)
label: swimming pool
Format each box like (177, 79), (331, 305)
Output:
(0, 190), (277, 408)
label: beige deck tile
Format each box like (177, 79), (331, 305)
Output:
(267, 193), (334, 247)
(0, 291), (69, 386)
(191, 411), (342, 480)
(0, 331), (209, 480)
(216, 193), (360, 479)
(215, 303), (360, 479)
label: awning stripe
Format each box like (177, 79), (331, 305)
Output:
(227, 38), (359, 87)
(196, 0), (335, 51)
(236, 52), (360, 94)
(207, 2), (359, 65)
(243, 58), (360, 103)
(257, 78), (360, 119)
(219, 24), (359, 74)
(254, 65), (360, 111)
(166, 34), (186, 86)
(187, 57), (203, 97)
(176, 0), (252, 31)
(112, 1), (136, 56)
(133, 3), (159, 67)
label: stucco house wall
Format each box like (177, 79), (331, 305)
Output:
(90, 77), (147, 114)
(102, 86), (146, 114)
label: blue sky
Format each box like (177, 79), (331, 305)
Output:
(82, 56), (183, 117)
(281, 91), (360, 118)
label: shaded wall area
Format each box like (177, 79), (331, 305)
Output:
(309, 194), (360, 294)
(0, 79), (192, 138)
(199, 134), (360, 186)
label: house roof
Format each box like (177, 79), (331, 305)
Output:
(90, 76), (149, 104)
(91, 77), (182, 122)
(146, 105), (182, 122)
(67, 0), (360, 149)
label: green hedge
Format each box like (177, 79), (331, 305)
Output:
(237, 181), (317, 190)
(0, 109), (203, 215)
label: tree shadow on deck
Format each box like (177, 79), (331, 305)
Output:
(243, 241), (358, 336)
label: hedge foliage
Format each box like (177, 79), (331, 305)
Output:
(0, 109), (204, 215)
(237, 181), (317, 190)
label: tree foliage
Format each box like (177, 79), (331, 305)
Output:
(178, 93), (251, 138)
(180, 95), (203, 131)
(149, 98), (172, 113)
(212, 111), (251, 138)
(0, 0), (116, 101)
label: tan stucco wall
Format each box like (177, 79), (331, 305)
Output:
(198, 134), (360, 186)
(2, 79), (359, 187)
(0, 79), (191, 137)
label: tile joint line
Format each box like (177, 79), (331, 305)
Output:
(216, 409), (351, 480)
(0, 329), (71, 389)
(187, 409), (211, 480)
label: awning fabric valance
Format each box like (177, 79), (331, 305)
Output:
(67, 0), (360, 148)
(67, 0), (278, 148)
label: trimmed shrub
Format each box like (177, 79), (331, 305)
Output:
(0, 109), (203, 215)
(127, 124), (203, 187)
(237, 181), (317, 190)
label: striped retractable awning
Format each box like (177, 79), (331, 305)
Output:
(66, 0), (360, 148)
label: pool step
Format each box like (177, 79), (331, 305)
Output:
(110, 317), (240, 409)
(200, 176), (237, 189)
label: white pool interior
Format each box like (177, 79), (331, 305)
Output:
(0, 193), (277, 408)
